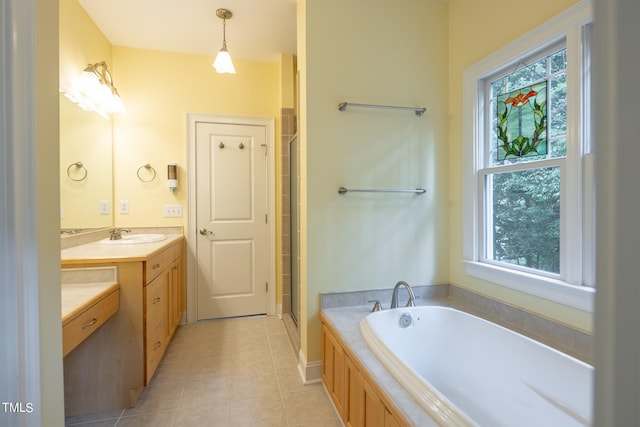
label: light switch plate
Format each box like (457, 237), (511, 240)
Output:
(163, 204), (182, 217)
(99, 200), (110, 215)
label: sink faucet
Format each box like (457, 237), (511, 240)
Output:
(390, 281), (416, 309)
(109, 228), (131, 241)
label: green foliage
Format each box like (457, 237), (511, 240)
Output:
(491, 167), (560, 273)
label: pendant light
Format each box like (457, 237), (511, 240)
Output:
(213, 8), (236, 74)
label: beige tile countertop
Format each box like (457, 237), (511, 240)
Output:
(61, 266), (120, 323)
(61, 233), (183, 265)
(62, 282), (119, 324)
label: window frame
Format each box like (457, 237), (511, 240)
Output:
(462, 1), (594, 312)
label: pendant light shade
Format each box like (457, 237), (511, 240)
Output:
(213, 9), (236, 74)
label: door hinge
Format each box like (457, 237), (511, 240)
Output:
(265, 282), (269, 292)
(265, 213), (268, 224)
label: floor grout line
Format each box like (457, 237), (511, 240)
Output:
(65, 315), (341, 427)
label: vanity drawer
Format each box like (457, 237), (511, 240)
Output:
(63, 288), (120, 357)
(145, 251), (166, 284)
(145, 320), (166, 383)
(145, 274), (168, 329)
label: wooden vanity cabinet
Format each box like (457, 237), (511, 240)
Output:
(63, 237), (185, 415)
(143, 239), (184, 383)
(168, 239), (184, 338)
(144, 269), (168, 383)
(62, 287), (120, 357)
(322, 322), (409, 427)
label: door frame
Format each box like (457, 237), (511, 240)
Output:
(186, 113), (276, 323)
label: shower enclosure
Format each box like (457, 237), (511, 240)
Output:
(289, 134), (299, 325)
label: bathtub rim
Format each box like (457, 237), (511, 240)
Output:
(359, 308), (478, 427)
(359, 305), (593, 427)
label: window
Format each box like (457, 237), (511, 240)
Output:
(462, 2), (594, 311)
(488, 46), (565, 276)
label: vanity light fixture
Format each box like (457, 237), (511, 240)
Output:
(212, 8), (236, 74)
(64, 61), (126, 118)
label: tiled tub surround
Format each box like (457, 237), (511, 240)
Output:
(320, 284), (592, 426)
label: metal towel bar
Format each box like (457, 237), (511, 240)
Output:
(338, 187), (426, 195)
(337, 101), (426, 117)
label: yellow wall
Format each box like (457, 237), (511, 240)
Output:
(280, 53), (297, 109)
(447, 0), (592, 331)
(59, 0), (113, 229)
(60, 0), (294, 309)
(298, 0), (450, 363)
(111, 47), (280, 227)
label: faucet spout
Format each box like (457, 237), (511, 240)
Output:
(109, 228), (131, 241)
(390, 281), (416, 309)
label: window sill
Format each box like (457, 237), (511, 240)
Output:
(461, 260), (594, 312)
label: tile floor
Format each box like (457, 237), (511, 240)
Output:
(65, 316), (341, 427)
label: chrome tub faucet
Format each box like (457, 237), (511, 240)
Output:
(390, 281), (416, 309)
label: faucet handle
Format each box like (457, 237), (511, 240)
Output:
(368, 300), (383, 312)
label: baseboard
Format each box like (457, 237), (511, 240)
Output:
(297, 348), (322, 385)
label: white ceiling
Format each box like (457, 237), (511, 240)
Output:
(78, 0), (297, 63)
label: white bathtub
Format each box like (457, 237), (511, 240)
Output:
(359, 306), (592, 427)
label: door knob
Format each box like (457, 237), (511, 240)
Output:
(199, 228), (212, 236)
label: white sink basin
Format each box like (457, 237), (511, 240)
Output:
(99, 233), (167, 245)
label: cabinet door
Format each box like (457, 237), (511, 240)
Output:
(322, 326), (334, 390)
(363, 378), (385, 427)
(332, 334), (346, 417)
(322, 326), (346, 417)
(384, 408), (401, 427)
(144, 271), (168, 384)
(168, 260), (179, 337)
(345, 355), (364, 427)
(345, 356), (386, 427)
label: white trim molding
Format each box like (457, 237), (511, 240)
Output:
(297, 349), (323, 385)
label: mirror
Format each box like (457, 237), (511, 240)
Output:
(59, 92), (113, 231)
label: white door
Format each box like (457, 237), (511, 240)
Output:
(195, 121), (268, 320)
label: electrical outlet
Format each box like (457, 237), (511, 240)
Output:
(99, 200), (110, 215)
(163, 204), (183, 218)
(119, 200), (130, 214)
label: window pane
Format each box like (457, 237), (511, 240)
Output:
(549, 73), (567, 139)
(496, 81), (548, 161)
(550, 137), (566, 157)
(504, 58), (547, 94)
(489, 167), (560, 274)
(550, 49), (567, 73)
